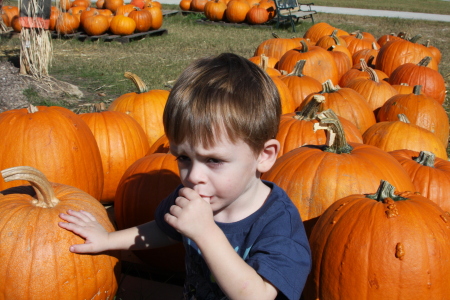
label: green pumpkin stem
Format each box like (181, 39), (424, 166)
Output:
(413, 151), (436, 167)
(1, 166), (59, 208)
(294, 95), (325, 121)
(367, 180), (407, 202)
(314, 109), (353, 154)
(124, 71), (149, 93)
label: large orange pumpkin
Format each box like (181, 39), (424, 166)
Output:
(304, 180), (450, 300)
(254, 33), (299, 61)
(225, 0), (251, 23)
(79, 110), (150, 203)
(0, 166), (120, 299)
(114, 153), (185, 273)
(389, 150), (450, 212)
(108, 72), (170, 147)
(363, 114), (448, 160)
(262, 110), (415, 224)
(0, 105), (104, 199)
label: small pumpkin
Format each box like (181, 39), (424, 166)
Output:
(109, 14), (136, 35)
(128, 7), (152, 32)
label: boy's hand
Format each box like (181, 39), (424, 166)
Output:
(58, 210), (110, 253)
(165, 187), (217, 241)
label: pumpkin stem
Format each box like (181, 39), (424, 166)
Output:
(1, 166), (59, 208)
(271, 32), (279, 38)
(413, 151), (435, 167)
(299, 40), (309, 52)
(287, 59), (306, 77)
(361, 63), (379, 83)
(371, 42), (378, 50)
(313, 109), (353, 154)
(294, 95), (325, 120)
(27, 104), (39, 113)
(413, 85), (422, 95)
(260, 54), (269, 72)
(417, 56), (432, 67)
(366, 180), (407, 202)
(321, 79), (339, 93)
(398, 114), (410, 123)
(408, 34), (422, 43)
(330, 29), (341, 45)
(124, 71), (149, 93)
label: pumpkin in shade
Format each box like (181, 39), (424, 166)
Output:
(362, 114), (448, 160)
(1, 6), (19, 27)
(280, 60), (322, 108)
(389, 150), (450, 212)
(351, 42), (379, 66)
(303, 180), (450, 300)
(0, 105), (104, 200)
(114, 153), (185, 273)
(270, 75), (296, 114)
(0, 166), (120, 299)
(328, 45), (352, 81)
(49, 6), (60, 31)
(375, 34), (438, 77)
(388, 56), (447, 105)
(276, 95), (363, 158)
(377, 85), (449, 146)
(108, 72), (170, 147)
(299, 79), (376, 135)
(109, 15), (136, 35)
(79, 110), (150, 203)
(225, 0), (251, 23)
(147, 134), (170, 154)
(345, 63), (398, 114)
(262, 110), (414, 234)
(10, 15), (21, 32)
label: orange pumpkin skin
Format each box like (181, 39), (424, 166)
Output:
(128, 8), (152, 32)
(114, 153), (185, 273)
(108, 85), (169, 147)
(377, 86), (449, 147)
(0, 167), (120, 300)
(109, 15), (136, 35)
(246, 4), (269, 25)
(79, 111), (150, 203)
(147, 133), (170, 154)
(362, 117), (448, 160)
(0, 106), (104, 200)
(254, 35), (298, 61)
(143, 5), (162, 30)
(263, 111), (414, 222)
(225, 0), (251, 23)
(55, 12), (80, 34)
(304, 183), (450, 300)
(389, 150), (450, 212)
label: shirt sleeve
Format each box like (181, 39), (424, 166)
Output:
(154, 184), (184, 241)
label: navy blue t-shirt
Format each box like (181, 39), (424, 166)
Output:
(155, 181), (311, 300)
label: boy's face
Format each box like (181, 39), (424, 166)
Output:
(169, 133), (263, 217)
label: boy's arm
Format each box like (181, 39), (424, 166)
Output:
(59, 210), (177, 253)
(165, 188), (278, 300)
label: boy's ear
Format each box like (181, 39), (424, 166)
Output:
(257, 139), (280, 173)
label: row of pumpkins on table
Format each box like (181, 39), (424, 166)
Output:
(1, 22), (450, 299)
(0, 0), (163, 36)
(180, 0), (277, 25)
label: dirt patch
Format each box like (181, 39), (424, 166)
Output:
(0, 60), (87, 113)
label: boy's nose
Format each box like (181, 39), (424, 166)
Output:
(185, 162), (206, 185)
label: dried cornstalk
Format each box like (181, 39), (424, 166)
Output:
(19, 0), (53, 79)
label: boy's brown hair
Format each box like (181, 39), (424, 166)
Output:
(163, 53), (281, 155)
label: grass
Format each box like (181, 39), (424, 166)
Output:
(0, 1), (449, 110)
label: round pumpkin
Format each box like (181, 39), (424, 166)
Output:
(362, 114), (448, 160)
(262, 110), (415, 224)
(109, 15), (136, 35)
(0, 105), (104, 200)
(79, 110), (150, 203)
(128, 7), (152, 32)
(204, 0), (227, 21)
(143, 4), (163, 30)
(254, 33), (299, 61)
(225, 0), (251, 23)
(389, 150), (450, 212)
(55, 11), (80, 34)
(82, 11), (110, 35)
(246, 4), (269, 25)
(108, 72), (170, 147)
(114, 153), (185, 273)
(0, 166), (120, 299)
(304, 180), (450, 300)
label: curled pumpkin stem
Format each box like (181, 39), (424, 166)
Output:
(124, 71), (149, 93)
(1, 166), (59, 208)
(313, 109), (353, 154)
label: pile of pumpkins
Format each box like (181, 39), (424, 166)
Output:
(1, 20), (450, 299)
(179, 0), (276, 25)
(0, 0), (163, 36)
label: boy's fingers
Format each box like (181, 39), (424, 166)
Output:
(79, 210), (97, 222)
(69, 243), (97, 254)
(64, 210), (92, 223)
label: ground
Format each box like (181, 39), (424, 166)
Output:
(0, 60), (87, 113)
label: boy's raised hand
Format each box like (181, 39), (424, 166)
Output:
(165, 187), (216, 241)
(59, 210), (110, 253)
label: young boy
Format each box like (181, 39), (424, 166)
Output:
(59, 53), (311, 300)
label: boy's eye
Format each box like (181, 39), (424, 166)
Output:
(207, 158), (223, 164)
(175, 155), (190, 163)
